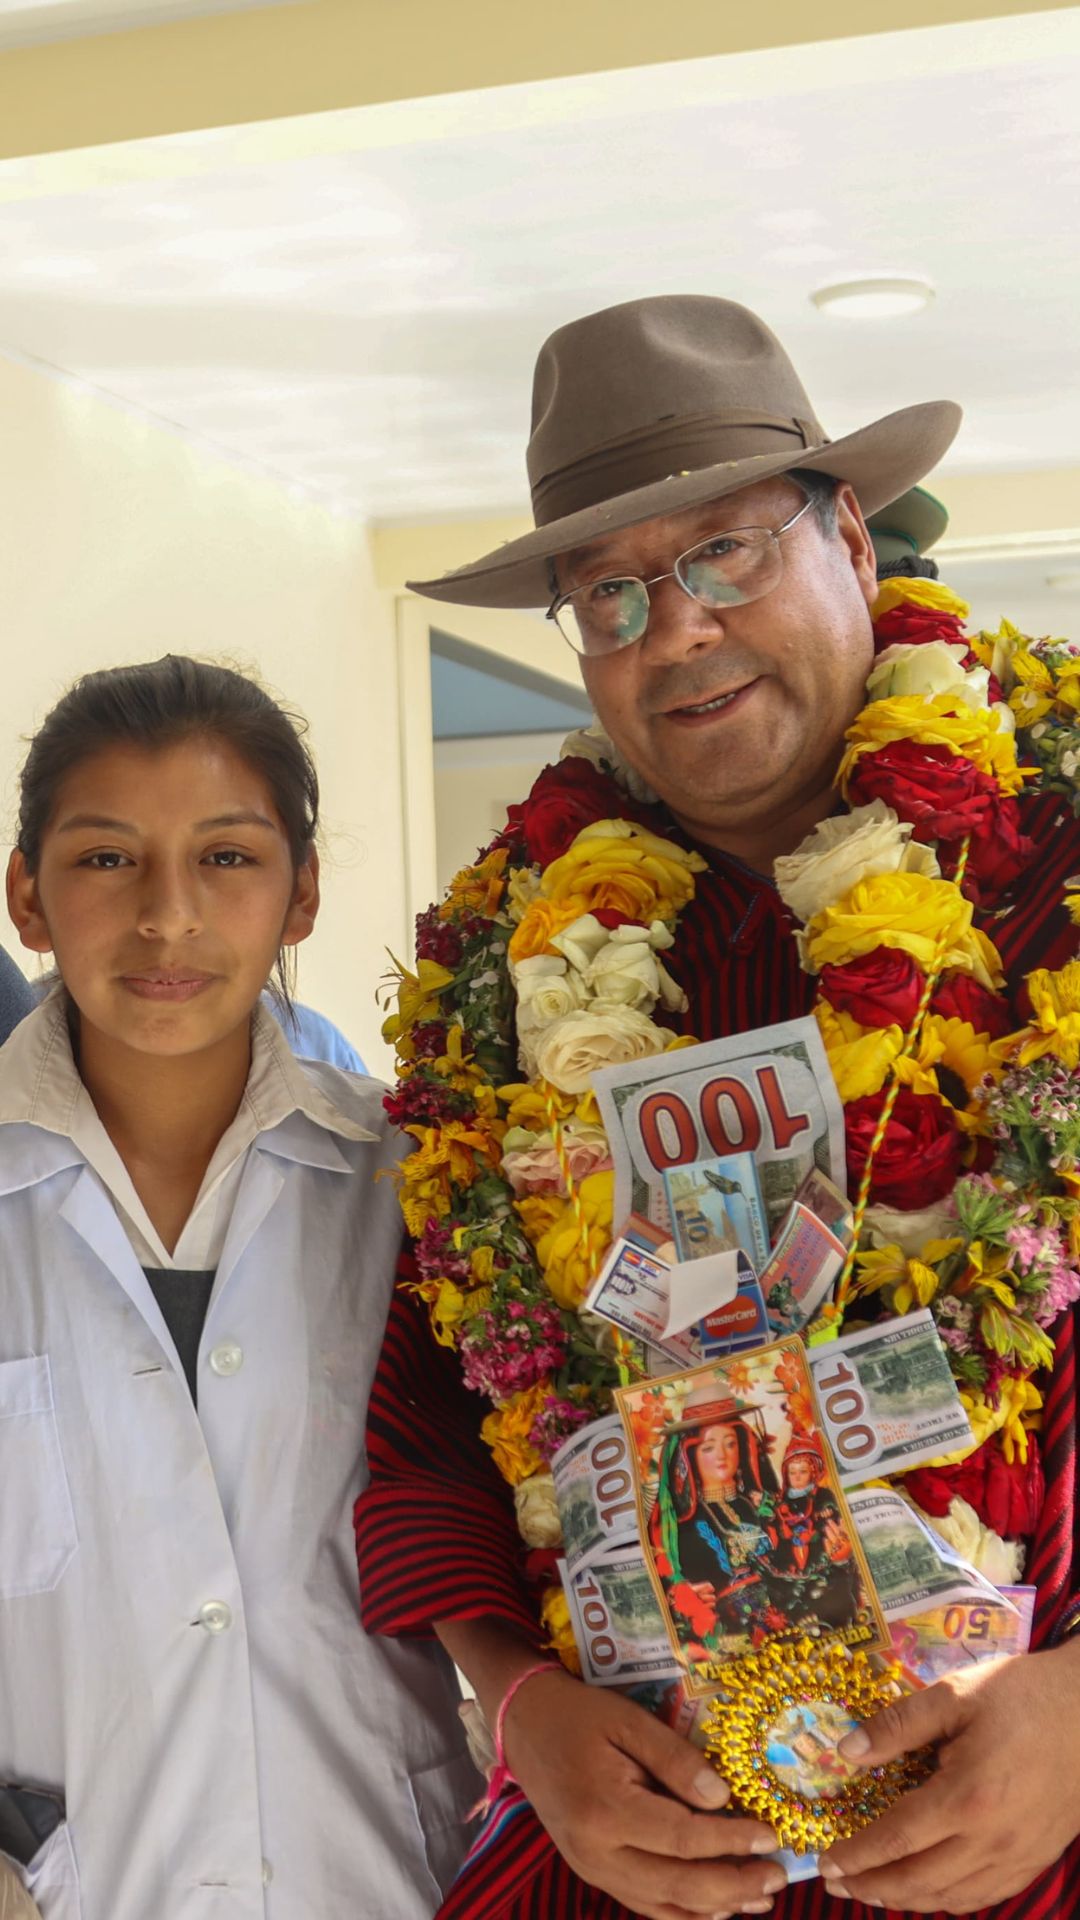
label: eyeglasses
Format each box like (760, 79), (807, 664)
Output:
(547, 497), (813, 658)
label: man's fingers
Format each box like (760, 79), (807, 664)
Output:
(820, 1771), (960, 1881)
(618, 1709), (735, 1810)
(821, 1836), (976, 1913)
(837, 1677), (964, 1766)
(611, 1846), (788, 1917)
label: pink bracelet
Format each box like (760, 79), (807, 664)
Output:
(476, 1660), (561, 1812)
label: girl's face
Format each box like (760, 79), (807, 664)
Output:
(7, 736), (318, 1060)
(696, 1423), (741, 1483)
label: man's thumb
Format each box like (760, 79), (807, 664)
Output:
(838, 1679), (962, 1765)
(623, 1707), (732, 1809)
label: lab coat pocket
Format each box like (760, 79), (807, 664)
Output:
(406, 1751), (479, 1899)
(24, 1820), (81, 1920)
(0, 1357), (78, 1598)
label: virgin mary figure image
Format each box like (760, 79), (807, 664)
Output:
(648, 1386), (783, 1657)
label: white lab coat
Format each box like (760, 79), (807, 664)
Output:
(0, 1009), (476, 1920)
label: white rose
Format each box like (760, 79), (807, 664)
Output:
(550, 912), (613, 973)
(863, 1199), (958, 1257)
(582, 934), (689, 1016)
(514, 1471), (563, 1549)
(534, 1005), (669, 1094)
(512, 954), (588, 1029)
(867, 641), (992, 713)
(774, 801), (941, 924)
(924, 1496), (1025, 1587)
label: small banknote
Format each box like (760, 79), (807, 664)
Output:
(794, 1165), (854, 1244)
(561, 1549), (684, 1686)
(760, 1202), (847, 1335)
(889, 1587), (1035, 1687)
(663, 1152), (771, 1271)
(697, 1259), (771, 1356)
(584, 1237), (704, 1369)
(809, 1308), (973, 1486)
(848, 1487), (1011, 1621)
(551, 1413), (641, 1576)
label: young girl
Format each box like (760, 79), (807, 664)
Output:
(0, 657), (474, 1920)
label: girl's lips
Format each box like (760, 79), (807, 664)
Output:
(663, 679), (759, 726)
(121, 974), (217, 1002)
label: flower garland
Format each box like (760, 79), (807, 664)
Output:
(382, 575), (1080, 1638)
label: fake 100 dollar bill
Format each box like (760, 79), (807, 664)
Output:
(551, 1413), (642, 1577)
(847, 1487), (1017, 1623)
(560, 1548), (684, 1687)
(591, 1016), (845, 1241)
(809, 1308), (973, 1486)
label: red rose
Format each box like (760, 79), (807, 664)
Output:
(930, 972), (1014, 1039)
(503, 757), (651, 866)
(905, 1433), (1044, 1539)
(941, 797), (1036, 906)
(872, 604), (967, 652)
(819, 947), (923, 1030)
(845, 1088), (962, 1208)
(847, 739), (1001, 842)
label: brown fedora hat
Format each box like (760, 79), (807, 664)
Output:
(409, 295), (960, 610)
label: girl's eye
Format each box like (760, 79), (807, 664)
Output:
(79, 850), (131, 870)
(205, 849), (254, 868)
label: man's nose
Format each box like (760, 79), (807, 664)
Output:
(639, 572), (727, 661)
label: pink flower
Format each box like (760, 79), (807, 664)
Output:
(529, 1395), (593, 1461)
(459, 1299), (569, 1400)
(502, 1131), (613, 1197)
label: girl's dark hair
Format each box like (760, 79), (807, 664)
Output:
(17, 655), (319, 1013)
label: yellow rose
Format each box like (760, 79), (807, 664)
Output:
(839, 695), (1030, 797)
(508, 896), (593, 963)
(536, 1169), (615, 1309)
(541, 820), (706, 923)
(800, 871), (1005, 992)
(540, 1582), (582, 1675)
(481, 1384), (551, 1486)
(775, 801), (937, 924)
(815, 1001), (904, 1101)
(514, 1192), (566, 1245)
(872, 578), (970, 620)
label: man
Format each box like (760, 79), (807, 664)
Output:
(356, 298), (1080, 1920)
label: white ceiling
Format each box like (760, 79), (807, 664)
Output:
(0, 0), (284, 48)
(0, 7), (1078, 575)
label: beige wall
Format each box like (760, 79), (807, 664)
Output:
(0, 350), (404, 1076)
(433, 731), (570, 897)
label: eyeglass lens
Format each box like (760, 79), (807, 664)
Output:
(557, 531), (780, 655)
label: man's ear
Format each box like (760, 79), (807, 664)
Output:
(281, 846), (320, 950)
(6, 850), (53, 955)
(833, 484), (879, 610)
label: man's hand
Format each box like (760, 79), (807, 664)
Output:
(502, 1667), (788, 1920)
(818, 1640), (1080, 1912)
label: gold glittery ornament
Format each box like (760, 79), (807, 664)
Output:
(702, 1636), (933, 1854)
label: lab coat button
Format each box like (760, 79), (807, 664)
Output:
(262, 1861), (273, 1886)
(198, 1599), (233, 1633)
(209, 1342), (243, 1377)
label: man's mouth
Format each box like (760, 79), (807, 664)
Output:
(665, 679), (757, 720)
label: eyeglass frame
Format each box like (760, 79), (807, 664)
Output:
(545, 494), (814, 656)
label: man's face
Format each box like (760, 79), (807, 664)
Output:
(557, 477), (878, 851)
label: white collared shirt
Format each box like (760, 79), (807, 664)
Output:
(0, 997), (474, 1920)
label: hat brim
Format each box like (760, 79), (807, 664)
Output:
(408, 400), (961, 609)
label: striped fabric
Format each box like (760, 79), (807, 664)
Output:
(355, 785), (1080, 1920)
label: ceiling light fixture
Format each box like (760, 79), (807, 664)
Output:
(811, 276), (934, 319)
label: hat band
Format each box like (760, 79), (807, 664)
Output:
(530, 408), (826, 525)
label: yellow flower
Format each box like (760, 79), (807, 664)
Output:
(506, 864), (542, 923)
(1007, 962), (1080, 1068)
(380, 956), (455, 1047)
(815, 1002), (904, 1100)
(854, 1237), (962, 1313)
(1007, 646), (1056, 724)
(894, 1260), (942, 1316)
(839, 695), (1031, 797)
(399, 1121), (504, 1235)
(960, 1376), (1043, 1464)
(481, 1383), (550, 1485)
(536, 1169), (615, 1309)
(872, 578), (970, 621)
(437, 846), (509, 922)
(893, 1016), (1000, 1131)
(1051, 657), (1080, 714)
(540, 1583), (582, 1675)
(508, 896), (593, 963)
(514, 1193), (566, 1245)
(499, 1080), (576, 1132)
(1066, 893), (1080, 929)
(801, 871), (1005, 992)
(470, 1246), (497, 1286)
(540, 820), (706, 924)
